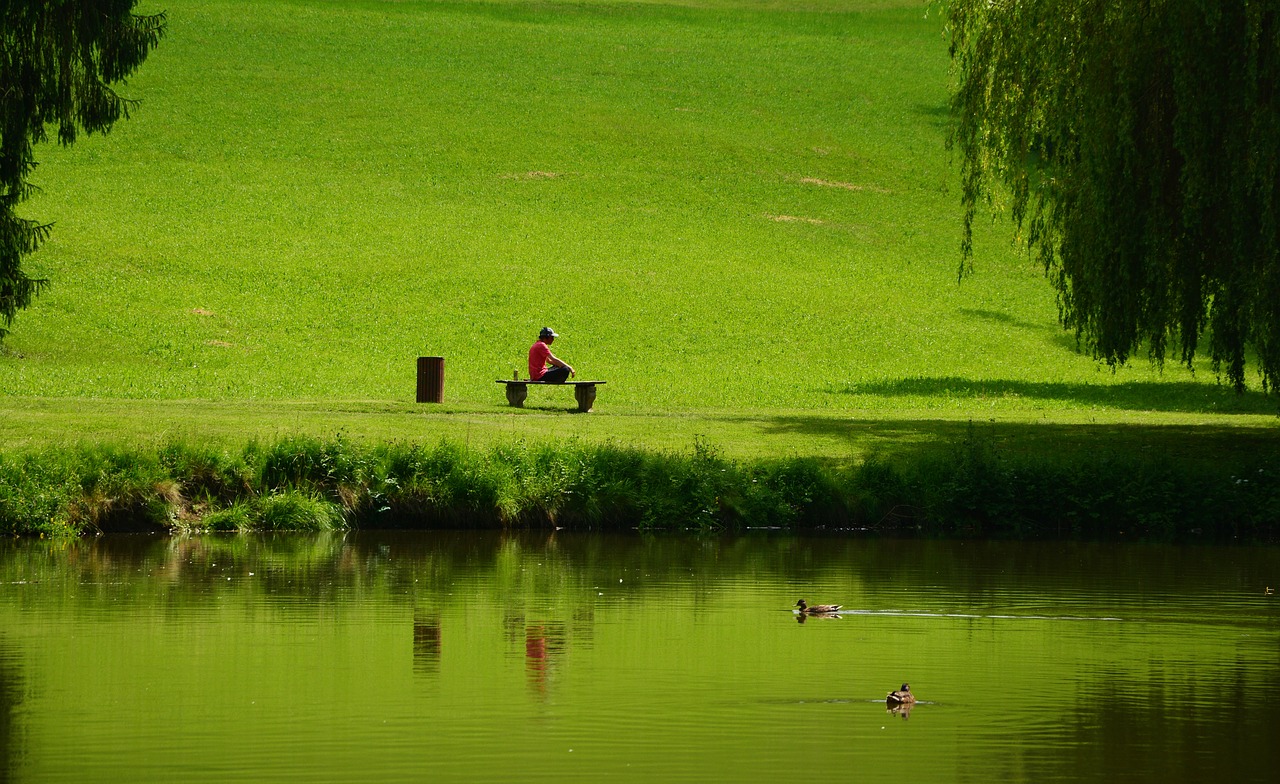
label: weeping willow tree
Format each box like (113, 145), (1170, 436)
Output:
(947, 0), (1280, 392)
(0, 1), (165, 341)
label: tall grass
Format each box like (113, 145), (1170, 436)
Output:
(2, 434), (1276, 541)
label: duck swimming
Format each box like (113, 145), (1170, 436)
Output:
(795, 599), (842, 614)
(886, 683), (916, 705)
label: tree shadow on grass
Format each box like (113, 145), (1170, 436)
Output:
(959, 307), (1060, 333)
(832, 377), (1279, 416)
(959, 308), (1101, 356)
(914, 101), (952, 132)
(743, 415), (1280, 468)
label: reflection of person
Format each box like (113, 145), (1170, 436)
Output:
(528, 327), (575, 383)
(525, 623), (567, 697)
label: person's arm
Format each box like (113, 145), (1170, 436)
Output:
(547, 351), (575, 377)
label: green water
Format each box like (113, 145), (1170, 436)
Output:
(2, 533), (1278, 782)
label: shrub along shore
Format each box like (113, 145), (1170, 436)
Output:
(2, 433), (1276, 542)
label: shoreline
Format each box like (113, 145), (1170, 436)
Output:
(2, 432), (1276, 543)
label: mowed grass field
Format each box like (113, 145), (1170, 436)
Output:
(1, 0), (1276, 459)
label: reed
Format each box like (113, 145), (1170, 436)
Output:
(1, 434), (1275, 541)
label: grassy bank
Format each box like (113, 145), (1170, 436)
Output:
(2, 0), (1276, 523)
(7, 0), (1277, 413)
(3, 434), (1276, 541)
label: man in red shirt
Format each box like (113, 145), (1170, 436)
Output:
(528, 327), (575, 383)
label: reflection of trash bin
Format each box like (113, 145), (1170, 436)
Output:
(416, 356), (445, 403)
(413, 611), (442, 675)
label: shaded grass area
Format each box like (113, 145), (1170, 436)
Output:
(3, 432), (1277, 542)
(755, 416), (1280, 468)
(840, 377), (1280, 415)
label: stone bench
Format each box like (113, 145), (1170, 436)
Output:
(495, 380), (606, 412)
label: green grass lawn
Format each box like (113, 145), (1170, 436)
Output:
(1, 0), (1276, 458)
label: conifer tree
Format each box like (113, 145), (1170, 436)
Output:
(947, 0), (1280, 391)
(0, 1), (165, 340)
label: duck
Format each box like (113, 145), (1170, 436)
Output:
(795, 599), (842, 614)
(886, 683), (916, 705)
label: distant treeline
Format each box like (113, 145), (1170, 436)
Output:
(1, 433), (1276, 542)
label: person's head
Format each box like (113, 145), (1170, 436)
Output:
(538, 326), (558, 344)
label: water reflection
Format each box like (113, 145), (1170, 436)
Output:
(15, 532), (1273, 615)
(0, 637), (24, 781)
(0, 533), (1277, 784)
(523, 623), (567, 697)
(794, 611), (842, 624)
(1028, 658), (1280, 782)
(412, 612), (441, 675)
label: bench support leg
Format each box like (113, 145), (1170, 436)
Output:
(505, 383), (528, 407)
(574, 384), (597, 413)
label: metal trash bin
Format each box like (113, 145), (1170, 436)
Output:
(416, 356), (445, 403)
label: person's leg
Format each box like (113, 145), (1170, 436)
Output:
(540, 366), (571, 384)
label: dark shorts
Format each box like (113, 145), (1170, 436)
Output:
(539, 366), (571, 384)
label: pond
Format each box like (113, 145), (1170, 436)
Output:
(2, 532), (1278, 783)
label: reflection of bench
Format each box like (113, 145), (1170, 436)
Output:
(496, 380), (606, 412)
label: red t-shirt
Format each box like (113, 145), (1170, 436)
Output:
(528, 340), (551, 380)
